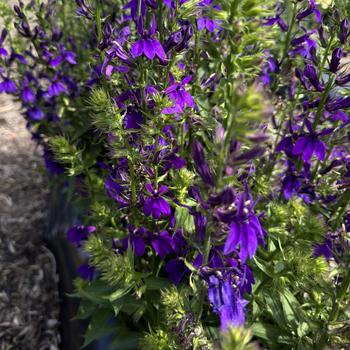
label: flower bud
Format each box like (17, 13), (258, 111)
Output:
(329, 48), (343, 73)
(339, 17), (349, 44)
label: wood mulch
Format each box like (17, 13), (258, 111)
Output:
(0, 95), (60, 350)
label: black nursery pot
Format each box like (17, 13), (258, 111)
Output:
(44, 180), (111, 350)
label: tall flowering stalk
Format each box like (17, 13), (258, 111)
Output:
(1, 0), (350, 349)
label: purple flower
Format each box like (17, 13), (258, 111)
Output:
(336, 73), (350, 86)
(27, 106), (44, 121)
(162, 75), (196, 114)
(260, 56), (279, 86)
(124, 0), (146, 20)
(164, 24), (193, 53)
(326, 97), (350, 112)
(208, 275), (247, 330)
(314, 237), (333, 260)
(292, 124), (328, 163)
(123, 108), (143, 129)
(44, 148), (64, 175)
(296, 0), (321, 23)
(165, 258), (189, 284)
(0, 78), (17, 94)
(48, 81), (67, 97)
(144, 183), (171, 219)
(78, 264), (95, 281)
(197, 17), (219, 32)
(130, 16), (166, 61)
(192, 140), (215, 187)
(289, 31), (317, 59)
(75, 0), (93, 19)
(223, 193), (264, 262)
(0, 29), (8, 57)
(21, 86), (36, 103)
(282, 174), (300, 200)
(303, 64), (324, 92)
(67, 225), (96, 247)
(151, 230), (186, 258)
(329, 48), (343, 73)
(263, 15), (288, 32)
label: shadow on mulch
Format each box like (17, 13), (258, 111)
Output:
(0, 96), (60, 350)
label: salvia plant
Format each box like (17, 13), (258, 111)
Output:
(1, 0), (350, 349)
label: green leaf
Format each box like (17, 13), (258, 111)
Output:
(82, 308), (115, 348)
(145, 276), (171, 290)
(174, 206), (195, 233)
(252, 322), (293, 345)
(253, 256), (274, 278)
(108, 285), (134, 302)
(109, 331), (142, 350)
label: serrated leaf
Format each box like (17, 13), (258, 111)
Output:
(174, 206), (195, 232)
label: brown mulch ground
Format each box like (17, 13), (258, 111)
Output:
(0, 95), (60, 350)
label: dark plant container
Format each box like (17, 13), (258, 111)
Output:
(44, 180), (111, 350)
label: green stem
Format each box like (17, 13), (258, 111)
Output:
(317, 269), (350, 348)
(313, 75), (334, 130)
(128, 158), (137, 211)
(95, 0), (102, 45)
(280, 2), (298, 66)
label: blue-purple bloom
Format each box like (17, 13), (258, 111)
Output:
(78, 264), (95, 281)
(144, 183), (171, 219)
(208, 275), (247, 330)
(67, 225), (96, 247)
(48, 80), (67, 97)
(292, 134), (326, 163)
(296, 0), (321, 23)
(162, 75), (196, 114)
(329, 48), (343, 73)
(223, 193), (264, 262)
(130, 16), (166, 61)
(0, 78), (17, 93)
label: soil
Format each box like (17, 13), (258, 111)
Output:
(0, 95), (60, 350)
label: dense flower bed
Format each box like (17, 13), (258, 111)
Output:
(1, 0), (349, 348)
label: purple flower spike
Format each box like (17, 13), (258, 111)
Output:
(67, 225), (96, 247)
(144, 183), (171, 219)
(130, 16), (166, 61)
(339, 17), (349, 44)
(329, 48), (343, 73)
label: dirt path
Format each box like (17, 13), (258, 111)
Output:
(0, 95), (60, 350)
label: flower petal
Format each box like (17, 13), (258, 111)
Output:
(224, 222), (240, 255)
